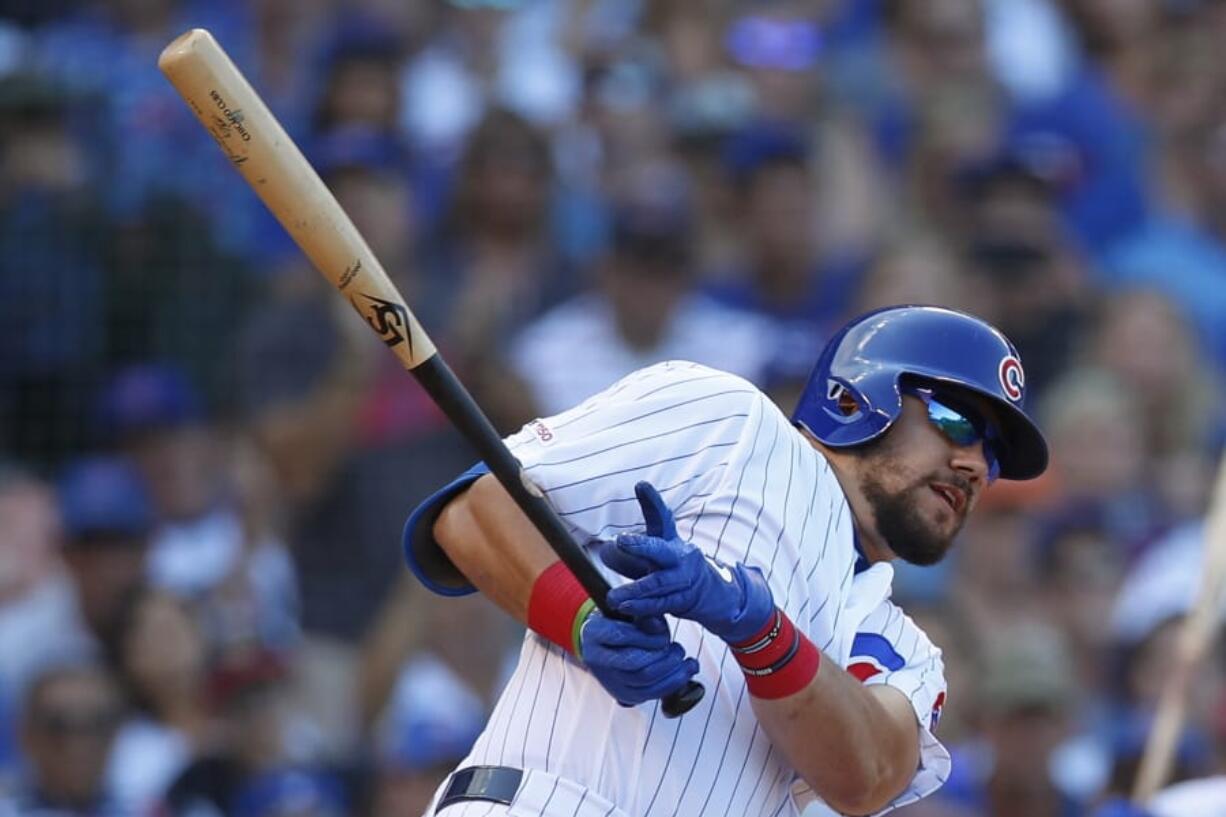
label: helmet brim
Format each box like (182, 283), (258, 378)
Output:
(911, 373), (1049, 481)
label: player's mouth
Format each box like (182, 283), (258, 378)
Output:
(930, 483), (966, 515)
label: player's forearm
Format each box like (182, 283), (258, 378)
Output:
(433, 473), (559, 623)
(751, 660), (918, 816)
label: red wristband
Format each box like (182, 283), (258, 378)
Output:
(731, 608), (820, 699)
(527, 561), (595, 657)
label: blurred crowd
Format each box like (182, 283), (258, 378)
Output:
(0, 0), (1225, 815)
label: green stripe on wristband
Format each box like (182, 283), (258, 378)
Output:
(571, 598), (598, 659)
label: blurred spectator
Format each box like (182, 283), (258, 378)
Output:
(870, 0), (1150, 251)
(398, 0), (580, 156)
(0, 466), (84, 789)
(160, 647), (342, 817)
(95, 364), (299, 655)
(30, 0), (279, 256)
(312, 18), (406, 135)
(1032, 501), (1126, 696)
(1103, 107), (1226, 367)
(707, 122), (867, 388)
(434, 108), (574, 430)
(10, 656), (124, 816)
(954, 139), (1090, 398)
(725, 2), (825, 123)
(368, 651), (490, 817)
(1037, 368), (1169, 549)
(951, 502), (1047, 639)
(105, 587), (211, 815)
(230, 768), (348, 817)
(0, 72), (110, 468)
(359, 574), (522, 740)
(510, 162), (771, 413)
(854, 231), (975, 313)
(56, 456), (152, 647)
(102, 197), (256, 412)
(934, 621), (1087, 817)
(1087, 289), (1224, 518)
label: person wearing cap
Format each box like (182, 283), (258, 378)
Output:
(95, 364), (233, 596)
(97, 364), (300, 655)
(706, 122), (869, 392)
(509, 163), (771, 415)
(57, 457), (154, 647)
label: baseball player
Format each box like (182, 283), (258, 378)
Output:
(403, 305), (1048, 816)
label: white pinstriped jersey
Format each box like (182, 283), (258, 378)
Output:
(433, 362), (950, 817)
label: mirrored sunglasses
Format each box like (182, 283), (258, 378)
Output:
(904, 386), (1001, 483)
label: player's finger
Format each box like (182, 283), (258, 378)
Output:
(618, 645), (687, 674)
(610, 586), (701, 618)
(634, 481), (678, 541)
(611, 534), (685, 567)
(607, 570), (694, 609)
(584, 615), (671, 650)
(632, 658), (701, 700)
(635, 615), (670, 636)
(619, 643), (688, 684)
(587, 640), (684, 674)
(599, 540), (658, 579)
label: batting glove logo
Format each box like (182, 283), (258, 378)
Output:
(705, 555), (735, 585)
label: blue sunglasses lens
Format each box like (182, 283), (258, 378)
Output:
(923, 393), (1002, 482)
(926, 399), (979, 445)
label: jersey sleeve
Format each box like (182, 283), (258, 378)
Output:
(843, 600), (952, 814)
(402, 362), (762, 594)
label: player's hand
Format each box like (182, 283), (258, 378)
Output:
(600, 481), (775, 645)
(579, 611), (700, 707)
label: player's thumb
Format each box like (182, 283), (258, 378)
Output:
(634, 481), (678, 540)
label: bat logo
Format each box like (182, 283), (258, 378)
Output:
(357, 293), (413, 354)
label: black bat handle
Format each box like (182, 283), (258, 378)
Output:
(413, 356), (704, 718)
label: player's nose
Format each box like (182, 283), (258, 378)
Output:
(949, 440), (989, 487)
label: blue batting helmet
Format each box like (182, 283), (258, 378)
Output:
(791, 305), (1048, 480)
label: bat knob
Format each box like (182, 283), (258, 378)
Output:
(661, 680), (705, 718)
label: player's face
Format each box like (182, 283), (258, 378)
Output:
(857, 391), (996, 565)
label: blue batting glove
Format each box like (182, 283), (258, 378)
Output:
(578, 611), (700, 706)
(601, 481), (775, 645)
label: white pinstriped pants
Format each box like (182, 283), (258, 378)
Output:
(427, 767), (630, 817)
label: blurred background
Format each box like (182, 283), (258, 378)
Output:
(0, 0), (1224, 815)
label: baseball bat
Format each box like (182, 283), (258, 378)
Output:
(157, 28), (703, 717)
(1132, 453), (1226, 803)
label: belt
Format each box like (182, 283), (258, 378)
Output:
(436, 765), (524, 812)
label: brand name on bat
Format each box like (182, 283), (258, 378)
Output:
(338, 259), (361, 290)
(209, 90), (251, 142)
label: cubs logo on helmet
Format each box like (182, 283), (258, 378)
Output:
(999, 355), (1024, 402)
